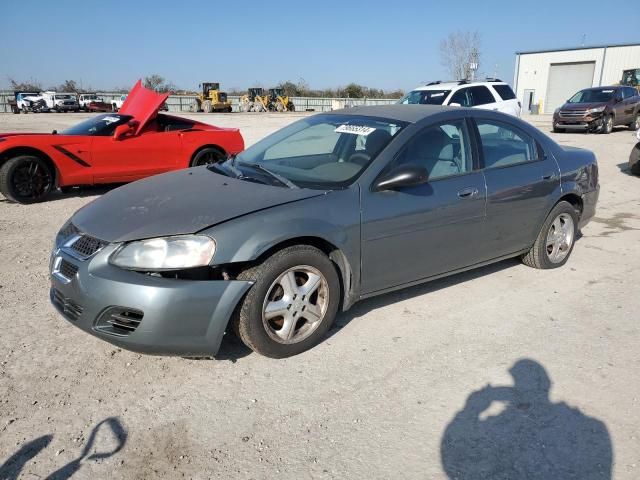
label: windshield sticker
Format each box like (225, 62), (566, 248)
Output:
(102, 116), (121, 124)
(335, 125), (376, 136)
(430, 92), (445, 97)
(601, 90), (614, 93)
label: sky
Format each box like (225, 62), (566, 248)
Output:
(1, 0), (639, 93)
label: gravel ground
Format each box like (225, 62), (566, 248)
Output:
(0, 112), (639, 479)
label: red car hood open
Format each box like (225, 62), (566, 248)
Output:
(119, 80), (169, 135)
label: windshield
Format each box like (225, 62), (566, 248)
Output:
(216, 114), (406, 189)
(56, 95), (73, 100)
(84, 95), (98, 100)
(61, 114), (132, 136)
(568, 89), (615, 104)
(398, 89), (451, 105)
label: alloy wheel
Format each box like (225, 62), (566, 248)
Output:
(261, 265), (329, 344)
(193, 149), (222, 166)
(12, 159), (52, 200)
(545, 213), (575, 264)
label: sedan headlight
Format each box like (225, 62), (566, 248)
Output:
(587, 106), (606, 114)
(110, 235), (216, 271)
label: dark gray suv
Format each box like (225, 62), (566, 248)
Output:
(51, 106), (599, 358)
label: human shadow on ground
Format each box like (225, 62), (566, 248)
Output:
(0, 417), (127, 480)
(440, 359), (612, 480)
(0, 435), (52, 480)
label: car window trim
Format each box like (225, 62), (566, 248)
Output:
(370, 117), (478, 190)
(470, 116), (546, 171)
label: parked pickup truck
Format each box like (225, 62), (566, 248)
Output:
(553, 86), (640, 134)
(42, 92), (80, 112)
(78, 93), (111, 112)
(111, 94), (127, 112)
(15, 92), (49, 113)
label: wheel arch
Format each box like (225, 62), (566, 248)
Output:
(0, 146), (59, 185)
(557, 192), (583, 217)
(189, 144), (227, 167)
(250, 236), (355, 311)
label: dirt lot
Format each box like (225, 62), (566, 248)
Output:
(0, 112), (639, 479)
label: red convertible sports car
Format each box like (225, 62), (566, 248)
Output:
(0, 80), (244, 203)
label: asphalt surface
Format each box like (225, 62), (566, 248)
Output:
(0, 112), (639, 479)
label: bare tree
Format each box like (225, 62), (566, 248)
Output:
(143, 74), (176, 93)
(8, 77), (42, 92)
(439, 31), (482, 81)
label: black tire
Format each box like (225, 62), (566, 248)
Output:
(521, 201), (579, 269)
(190, 147), (224, 167)
(0, 155), (54, 204)
(629, 113), (639, 131)
(233, 245), (341, 358)
(629, 143), (640, 176)
(600, 114), (613, 134)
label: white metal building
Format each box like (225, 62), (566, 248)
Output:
(513, 43), (640, 114)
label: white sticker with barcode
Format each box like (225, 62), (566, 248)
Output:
(335, 125), (376, 136)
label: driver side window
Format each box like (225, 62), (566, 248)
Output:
(393, 120), (472, 181)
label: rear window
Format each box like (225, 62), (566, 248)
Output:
(492, 84), (516, 100)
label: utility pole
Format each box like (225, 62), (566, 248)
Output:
(469, 47), (479, 81)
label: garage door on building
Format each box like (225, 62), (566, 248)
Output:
(544, 62), (596, 113)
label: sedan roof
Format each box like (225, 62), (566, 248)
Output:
(326, 104), (453, 123)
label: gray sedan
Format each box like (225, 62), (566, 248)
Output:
(50, 105), (599, 358)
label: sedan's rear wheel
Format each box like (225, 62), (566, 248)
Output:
(0, 155), (54, 203)
(629, 113), (639, 131)
(234, 245), (340, 358)
(521, 201), (578, 269)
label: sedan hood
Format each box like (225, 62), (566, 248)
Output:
(71, 167), (326, 243)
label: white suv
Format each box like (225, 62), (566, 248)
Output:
(399, 79), (521, 117)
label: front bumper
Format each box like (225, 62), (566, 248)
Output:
(579, 185), (599, 229)
(554, 114), (604, 131)
(49, 242), (252, 356)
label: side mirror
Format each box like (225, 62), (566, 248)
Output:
(113, 120), (138, 141)
(373, 164), (429, 192)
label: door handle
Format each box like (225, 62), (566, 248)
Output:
(542, 172), (555, 180)
(457, 187), (479, 198)
(76, 150), (88, 154)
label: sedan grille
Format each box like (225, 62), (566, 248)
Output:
(95, 307), (144, 336)
(70, 235), (106, 258)
(51, 289), (84, 321)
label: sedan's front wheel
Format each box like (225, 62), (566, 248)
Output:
(521, 201), (578, 269)
(234, 245), (341, 358)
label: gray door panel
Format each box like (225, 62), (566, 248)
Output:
(360, 172), (486, 294)
(482, 161), (559, 256)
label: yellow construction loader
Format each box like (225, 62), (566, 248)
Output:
(268, 88), (295, 112)
(239, 88), (269, 112)
(621, 68), (640, 93)
(190, 83), (232, 113)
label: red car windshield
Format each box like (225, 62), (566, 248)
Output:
(61, 114), (133, 136)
